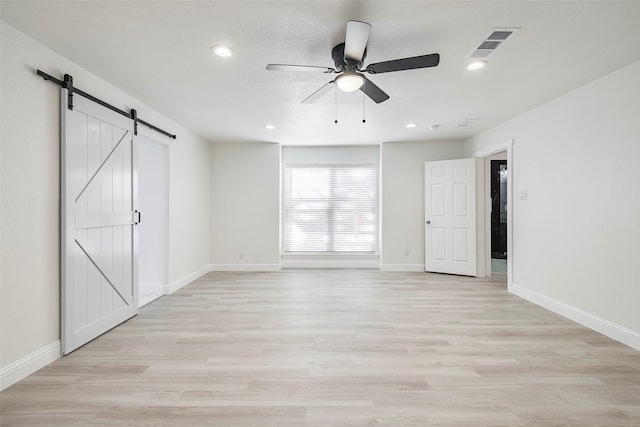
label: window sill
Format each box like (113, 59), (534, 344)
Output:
(281, 252), (379, 269)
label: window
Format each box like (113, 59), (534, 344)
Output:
(283, 165), (377, 253)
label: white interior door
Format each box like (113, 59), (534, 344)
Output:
(425, 159), (477, 276)
(61, 89), (138, 355)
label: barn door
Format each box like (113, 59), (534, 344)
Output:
(61, 89), (139, 355)
(424, 158), (477, 276)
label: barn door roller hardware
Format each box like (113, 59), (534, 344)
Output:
(37, 69), (177, 140)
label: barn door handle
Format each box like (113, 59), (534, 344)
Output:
(133, 210), (142, 225)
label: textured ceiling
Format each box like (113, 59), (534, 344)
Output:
(3, 1), (640, 145)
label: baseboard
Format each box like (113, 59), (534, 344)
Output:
(209, 264), (282, 272)
(379, 263), (425, 272)
(510, 283), (640, 351)
(168, 264), (212, 294)
(0, 341), (61, 391)
(139, 281), (164, 307)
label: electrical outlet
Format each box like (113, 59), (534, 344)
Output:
(519, 190), (528, 200)
(404, 249), (410, 256)
(239, 252), (244, 260)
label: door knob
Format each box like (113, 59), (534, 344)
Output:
(426, 220), (431, 224)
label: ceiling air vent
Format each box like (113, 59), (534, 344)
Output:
(469, 27), (520, 59)
(457, 118), (480, 128)
(478, 40), (502, 50)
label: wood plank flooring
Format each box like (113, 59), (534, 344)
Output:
(2, 270), (640, 426)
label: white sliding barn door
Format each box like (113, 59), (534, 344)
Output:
(424, 159), (477, 276)
(61, 89), (138, 355)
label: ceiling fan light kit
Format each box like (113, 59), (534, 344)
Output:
(266, 20), (439, 107)
(336, 73), (365, 92)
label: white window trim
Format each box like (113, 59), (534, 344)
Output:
(281, 163), (379, 256)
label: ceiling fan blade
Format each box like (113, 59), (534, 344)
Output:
(266, 64), (335, 73)
(344, 20), (371, 62)
(360, 76), (389, 104)
(366, 53), (440, 74)
(302, 81), (335, 104)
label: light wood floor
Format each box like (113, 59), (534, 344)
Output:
(2, 270), (640, 426)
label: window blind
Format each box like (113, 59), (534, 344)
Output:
(283, 165), (377, 253)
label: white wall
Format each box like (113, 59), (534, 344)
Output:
(282, 145), (379, 165)
(210, 145), (382, 270)
(380, 140), (465, 270)
(464, 59), (640, 346)
(0, 22), (211, 382)
(167, 126), (210, 285)
(210, 142), (280, 270)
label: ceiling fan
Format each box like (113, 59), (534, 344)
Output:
(266, 20), (440, 104)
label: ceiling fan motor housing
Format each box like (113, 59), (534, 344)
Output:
(332, 42), (366, 72)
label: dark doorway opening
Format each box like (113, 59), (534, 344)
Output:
(491, 160), (508, 259)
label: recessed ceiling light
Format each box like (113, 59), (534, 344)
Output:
(211, 45), (234, 58)
(466, 60), (487, 71)
(264, 124), (275, 130)
(406, 123), (417, 128)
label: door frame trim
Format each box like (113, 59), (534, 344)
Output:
(136, 133), (170, 305)
(472, 140), (513, 287)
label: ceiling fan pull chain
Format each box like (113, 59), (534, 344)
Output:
(334, 85), (338, 124)
(362, 83), (366, 123)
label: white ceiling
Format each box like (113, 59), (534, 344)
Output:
(3, 1), (640, 145)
